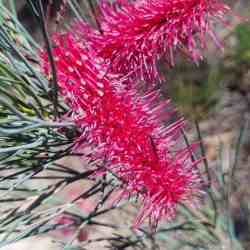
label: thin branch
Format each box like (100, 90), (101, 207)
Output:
(86, 0), (103, 34)
(194, 121), (211, 185)
(195, 120), (218, 226)
(37, 0), (59, 119)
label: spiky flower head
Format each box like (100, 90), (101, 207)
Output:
(41, 31), (202, 228)
(75, 0), (230, 84)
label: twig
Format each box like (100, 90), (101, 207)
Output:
(86, 0), (103, 33)
(195, 120), (218, 225)
(194, 121), (211, 186)
(37, 0), (59, 119)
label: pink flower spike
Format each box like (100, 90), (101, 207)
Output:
(76, 0), (230, 84)
(40, 32), (202, 228)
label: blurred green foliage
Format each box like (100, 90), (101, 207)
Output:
(166, 61), (222, 120)
(168, 22), (250, 121)
(235, 23), (250, 63)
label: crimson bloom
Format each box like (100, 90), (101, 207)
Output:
(75, 0), (230, 83)
(41, 32), (201, 228)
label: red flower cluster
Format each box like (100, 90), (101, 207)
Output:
(75, 0), (230, 83)
(41, 33), (201, 228)
(41, 0), (230, 228)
